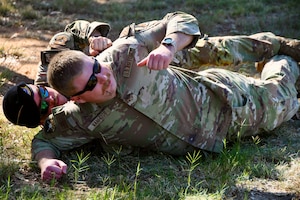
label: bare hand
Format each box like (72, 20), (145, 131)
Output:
(89, 36), (112, 56)
(137, 45), (175, 70)
(40, 158), (67, 181)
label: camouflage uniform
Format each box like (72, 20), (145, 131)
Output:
(32, 12), (299, 158)
(35, 20), (110, 86)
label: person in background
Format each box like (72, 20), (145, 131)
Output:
(35, 19), (112, 86)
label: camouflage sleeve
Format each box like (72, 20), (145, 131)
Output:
(119, 11), (200, 51)
(173, 32), (281, 71)
(31, 133), (61, 159)
(34, 49), (53, 86)
(163, 11), (201, 48)
(34, 61), (48, 86)
(34, 49), (64, 85)
(31, 102), (98, 159)
(31, 130), (94, 160)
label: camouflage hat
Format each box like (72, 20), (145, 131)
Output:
(2, 82), (40, 128)
(87, 21), (110, 38)
(64, 20), (110, 40)
(48, 32), (75, 49)
(65, 20), (90, 40)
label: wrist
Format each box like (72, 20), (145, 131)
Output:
(35, 150), (56, 163)
(161, 37), (177, 52)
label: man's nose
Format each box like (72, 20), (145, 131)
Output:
(97, 74), (108, 84)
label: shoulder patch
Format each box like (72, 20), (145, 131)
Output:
(44, 118), (55, 134)
(55, 111), (72, 130)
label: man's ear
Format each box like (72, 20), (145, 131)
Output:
(70, 96), (86, 103)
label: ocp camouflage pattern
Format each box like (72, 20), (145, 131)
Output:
(32, 12), (299, 159)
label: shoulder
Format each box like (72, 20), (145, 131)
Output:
(51, 101), (80, 114)
(42, 102), (98, 136)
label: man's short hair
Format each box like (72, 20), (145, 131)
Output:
(47, 50), (85, 97)
(2, 82), (40, 128)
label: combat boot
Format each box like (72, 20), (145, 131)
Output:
(277, 36), (300, 62)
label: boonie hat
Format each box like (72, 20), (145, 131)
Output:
(65, 20), (90, 40)
(2, 82), (40, 128)
(65, 20), (110, 39)
(48, 32), (75, 49)
(87, 21), (110, 38)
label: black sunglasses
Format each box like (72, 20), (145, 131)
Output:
(37, 85), (49, 116)
(71, 59), (101, 97)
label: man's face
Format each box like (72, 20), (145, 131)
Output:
(30, 85), (68, 124)
(70, 57), (117, 104)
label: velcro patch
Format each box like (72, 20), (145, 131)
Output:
(44, 118), (55, 134)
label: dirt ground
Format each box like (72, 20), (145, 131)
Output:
(0, 30), (52, 112)
(0, 37), (46, 79)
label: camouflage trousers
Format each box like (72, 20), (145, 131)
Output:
(174, 32), (282, 71)
(197, 55), (299, 140)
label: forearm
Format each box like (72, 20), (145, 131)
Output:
(163, 11), (200, 48)
(131, 11), (200, 52)
(35, 149), (68, 181)
(35, 149), (57, 168)
(137, 32), (195, 69)
(163, 32), (194, 52)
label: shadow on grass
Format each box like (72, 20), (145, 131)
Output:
(45, 119), (299, 199)
(233, 188), (297, 200)
(0, 65), (34, 97)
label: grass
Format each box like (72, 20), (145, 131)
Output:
(0, 116), (299, 199)
(0, 0), (300, 199)
(1, 0), (299, 38)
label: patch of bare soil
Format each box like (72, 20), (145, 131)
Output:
(0, 31), (51, 112)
